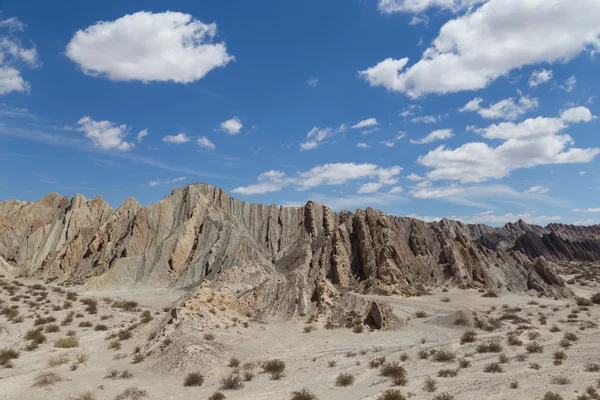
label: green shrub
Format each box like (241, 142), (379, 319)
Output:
(55, 337), (79, 348)
(291, 389), (318, 400)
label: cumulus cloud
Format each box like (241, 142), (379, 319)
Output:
(197, 136), (215, 150)
(232, 163), (402, 195)
(525, 185), (550, 194)
(357, 142), (371, 148)
(0, 17), (39, 95)
(220, 117), (243, 135)
(459, 94), (538, 120)
(380, 132), (407, 147)
(300, 127), (333, 151)
(529, 69), (553, 87)
(307, 78), (319, 88)
(420, 107), (599, 183)
(573, 207), (600, 213)
(149, 176), (186, 187)
(137, 129), (148, 142)
(406, 173), (425, 181)
(66, 11), (233, 83)
(162, 133), (190, 144)
(77, 116), (134, 151)
(357, 182), (383, 194)
(410, 128), (453, 144)
(351, 118), (379, 130)
(362, 0), (600, 98)
(388, 186), (404, 194)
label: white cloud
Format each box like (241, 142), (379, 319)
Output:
(410, 128), (453, 144)
(561, 75), (577, 92)
(573, 207), (600, 213)
(232, 163), (402, 195)
(362, 0), (600, 98)
(464, 212), (560, 225)
(149, 176), (186, 187)
(389, 186), (404, 194)
(409, 14), (429, 25)
(162, 133), (190, 144)
(416, 180), (432, 188)
(77, 116), (134, 151)
(420, 107), (599, 183)
(338, 124), (348, 133)
(525, 185), (550, 194)
(351, 118), (379, 130)
(406, 211), (560, 225)
(66, 11), (233, 83)
(410, 184), (464, 198)
(529, 69), (553, 87)
(137, 129), (148, 142)
(411, 115), (437, 123)
(0, 17), (39, 95)
(220, 117), (243, 135)
(357, 182), (383, 194)
(406, 173), (425, 181)
(573, 219), (596, 225)
(586, 96), (597, 105)
(307, 78), (319, 88)
(559, 106), (593, 123)
(378, 0), (485, 14)
(197, 136), (215, 150)
(357, 142), (371, 148)
(459, 94), (538, 120)
(300, 127), (333, 151)
(380, 132), (407, 147)
(400, 104), (421, 118)
(579, 171), (587, 175)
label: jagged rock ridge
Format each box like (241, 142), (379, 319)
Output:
(0, 183), (586, 316)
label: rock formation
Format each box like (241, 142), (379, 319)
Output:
(0, 182), (588, 317)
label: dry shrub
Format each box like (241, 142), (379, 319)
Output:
(55, 336), (79, 348)
(32, 372), (63, 387)
(184, 372), (204, 387)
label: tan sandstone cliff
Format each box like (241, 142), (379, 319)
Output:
(0, 183), (578, 318)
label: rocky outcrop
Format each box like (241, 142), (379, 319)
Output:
(0, 183), (582, 318)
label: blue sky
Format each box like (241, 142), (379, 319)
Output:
(1, 0), (599, 226)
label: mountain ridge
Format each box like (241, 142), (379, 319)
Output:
(1, 182), (596, 318)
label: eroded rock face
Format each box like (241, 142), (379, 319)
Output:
(0, 183), (581, 318)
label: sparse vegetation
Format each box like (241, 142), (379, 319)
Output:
(437, 368), (458, 377)
(291, 389), (318, 400)
(526, 341), (543, 353)
(32, 372), (63, 387)
(378, 389), (407, 400)
(424, 376), (437, 392)
(55, 336), (79, 348)
(220, 373), (243, 390)
(48, 354), (70, 367)
(184, 372), (204, 387)
(335, 372), (355, 387)
(432, 349), (456, 362)
(208, 392), (226, 400)
(476, 341), (503, 353)
(484, 362), (503, 373)
(551, 376), (571, 385)
(0, 348), (19, 367)
(262, 358), (286, 380)
(460, 330), (477, 344)
(114, 387), (148, 400)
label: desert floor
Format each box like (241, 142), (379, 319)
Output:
(1, 265), (599, 400)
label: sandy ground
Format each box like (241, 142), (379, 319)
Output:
(1, 268), (600, 400)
